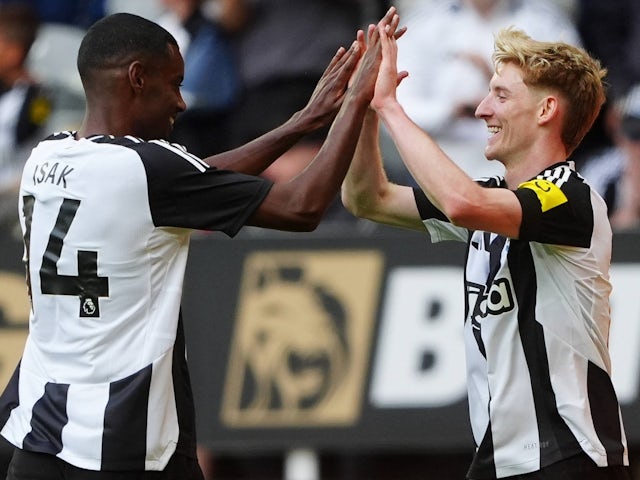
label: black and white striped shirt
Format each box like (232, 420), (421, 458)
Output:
(0, 132), (272, 470)
(414, 162), (628, 479)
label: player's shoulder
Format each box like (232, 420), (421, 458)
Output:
(534, 161), (584, 189)
(36, 133), (210, 174)
(89, 135), (210, 172)
(517, 161), (587, 195)
(517, 161), (592, 214)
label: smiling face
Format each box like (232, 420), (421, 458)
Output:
(132, 43), (186, 140)
(474, 63), (544, 166)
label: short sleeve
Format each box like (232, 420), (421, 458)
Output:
(135, 141), (272, 237)
(515, 176), (594, 247)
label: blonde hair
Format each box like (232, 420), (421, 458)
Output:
(492, 28), (607, 155)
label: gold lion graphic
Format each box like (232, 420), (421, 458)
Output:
(237, 267), (349, 414)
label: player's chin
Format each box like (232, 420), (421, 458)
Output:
(483, 144), (498, 161)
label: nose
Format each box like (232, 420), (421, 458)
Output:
(475, 94), (491, 119)
(177, 92), (187, 113)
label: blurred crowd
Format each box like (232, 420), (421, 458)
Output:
(1, 0), (640, 235)
(1, 1), (640, 478)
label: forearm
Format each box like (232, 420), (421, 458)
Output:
(289, 92), (372, 213)
(379, 100), (521, 236)
(342, 109), (386, 214)
(342, 108), (426, 229)
(378, 100), (476, 218)
(202, 111), (313, 174)
(203, 42), (358, 174)
(247, 93), (371, 231)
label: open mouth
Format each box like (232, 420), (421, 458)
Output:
(488, 126), (502, 137)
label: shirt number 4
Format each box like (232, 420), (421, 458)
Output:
(22, 195), (109, 318)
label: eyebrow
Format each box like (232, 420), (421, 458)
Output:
(490, 83), (511, 96)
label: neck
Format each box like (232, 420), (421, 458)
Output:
(76, 104), (133, 139)
(503, 154), (567, 189)
(501, 134), (568, 188)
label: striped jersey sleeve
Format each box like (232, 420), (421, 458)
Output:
(96, 136), (273, 237)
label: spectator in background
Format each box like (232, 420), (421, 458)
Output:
(572, 1), (640, 229)
(581, 84), (640, 232)
(389, 0), (581, 180)
(157, 0), (240, 157)
(611, 85), (640, 231)
(576, 105), (625, 218)
(0, 0), (105, 28)
(577, 0), (640, 103)
(0, 2), (51, 237)
(570, 0), (640, 196)
(225, 0), (374, 221)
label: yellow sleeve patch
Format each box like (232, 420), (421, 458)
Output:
(518, 179), (568, 212)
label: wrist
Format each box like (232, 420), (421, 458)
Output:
(288, 109), (312, 131)
(375, 98), (403, 123)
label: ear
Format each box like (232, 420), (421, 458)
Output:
(537, 95), (560, 126)
(127, 61), (145, 92)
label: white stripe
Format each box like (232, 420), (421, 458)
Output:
(59, 383), (110, 470)
(149, 139), (208, 172)
(538, 165), (571, 188)
(146, 350), (179, 470)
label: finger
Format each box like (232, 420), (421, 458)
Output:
(378, 5), (397, 28)
(339, 42), (362, 77)
(394, 26), (407, 40)
(377, 24), (394, 55)
(328, 41), (360, 76)
(396, 71), (409, 87)
(387, 13), (400, 37)
(356, 29), (367, 53)
(331, 46), (347, 63)
(322, 45), (348, 77)
(366, 23), (376, 43)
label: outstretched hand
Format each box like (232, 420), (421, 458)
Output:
(348, 7), (405, 103)
(292, 6), (405, 133)
(371, 18), (408, 113)
(295, 39), (363, 132)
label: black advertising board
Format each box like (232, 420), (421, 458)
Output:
(2, 227), (639, 454)
(179, 227), (640, 454)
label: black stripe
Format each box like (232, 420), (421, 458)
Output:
(23, 382), (69, 454)
(40, 198), (80, 293)
(510, 242), (583, 467)
(101, 365), (152, 470)
(22, 195), (35, 300)
(0, 361), (21, 428)
(587, 361), (626, 466)
(468, 417), (497, 478)
(172, 315), (198, 458)
(412, 187), (448, 221)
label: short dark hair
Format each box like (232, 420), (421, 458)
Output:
(77, 12), (178, 81)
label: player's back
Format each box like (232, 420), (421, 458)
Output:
(18, 132), (189, 384)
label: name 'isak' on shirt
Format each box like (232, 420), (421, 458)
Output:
(32, 161), (74, 188)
